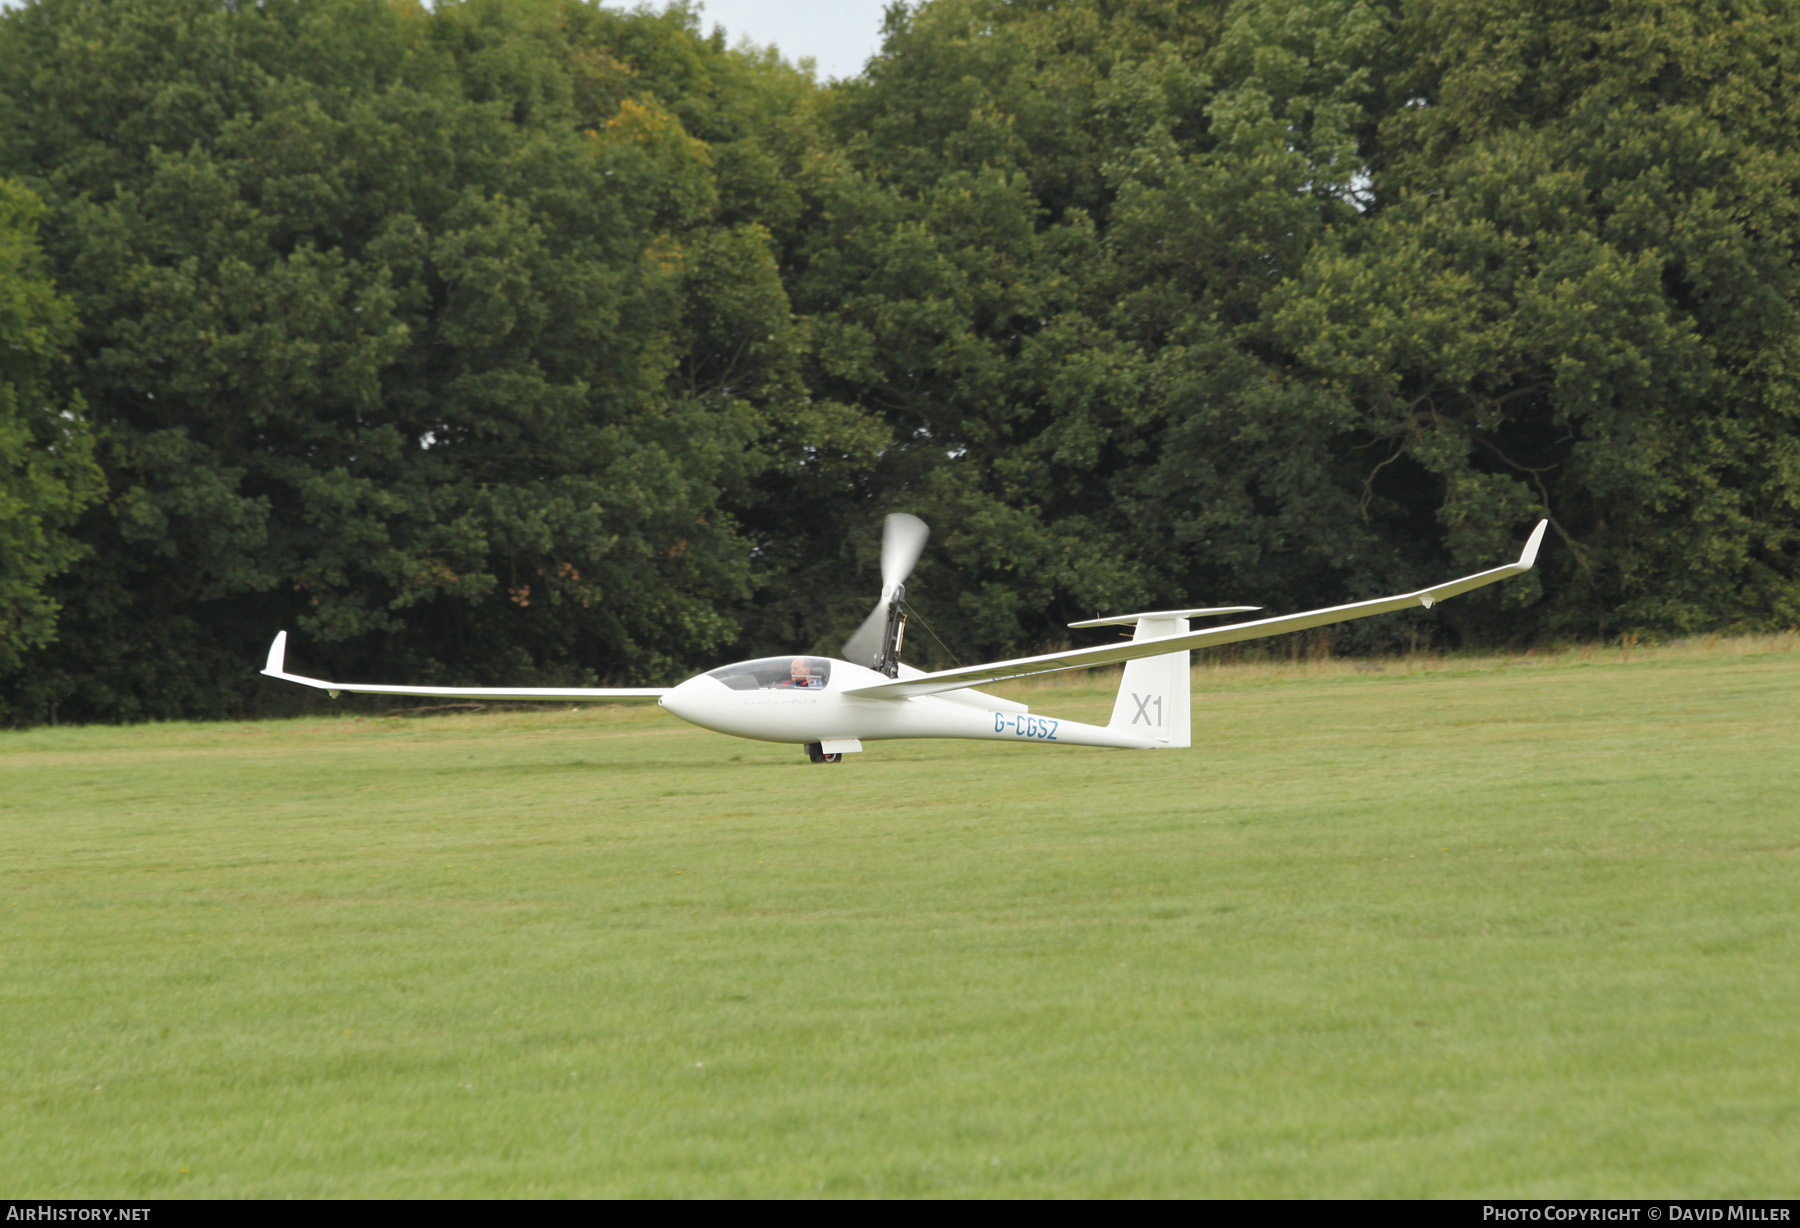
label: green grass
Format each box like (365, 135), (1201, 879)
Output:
(3, 638), (1798, 1197)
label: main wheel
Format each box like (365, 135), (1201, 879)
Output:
(823, 752), (842, 764)
(805, 743), (844, 764)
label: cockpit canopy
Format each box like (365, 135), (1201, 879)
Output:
(706, 656), (833, 691)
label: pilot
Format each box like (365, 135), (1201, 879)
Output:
(776, 657), (819, 689)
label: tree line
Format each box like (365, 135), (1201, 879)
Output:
(2, 0), (1796, 724)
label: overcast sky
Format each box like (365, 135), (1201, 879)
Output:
(693, 0), (893, 81)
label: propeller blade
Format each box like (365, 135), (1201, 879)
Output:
(842, 601), (888, 666)
(842, 513), (930, 664)
(880, 513), (929, 593)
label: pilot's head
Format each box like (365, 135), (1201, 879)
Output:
(790, 657), (812, 681)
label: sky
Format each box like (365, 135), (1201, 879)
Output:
(690, 0), (894, 81)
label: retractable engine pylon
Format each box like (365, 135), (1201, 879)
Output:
(871, 583), (908, 678)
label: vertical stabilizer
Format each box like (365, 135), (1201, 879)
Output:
(1106, 616), (1192, 748)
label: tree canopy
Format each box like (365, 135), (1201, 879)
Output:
(2, 0), (1796, 724)
(0, 176), (101, 682)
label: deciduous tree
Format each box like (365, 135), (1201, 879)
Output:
(0, 178), (100, 682)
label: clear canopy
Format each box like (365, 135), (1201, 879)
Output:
(706, 656), (833, 691)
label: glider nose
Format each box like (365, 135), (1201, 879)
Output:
(658, 673), (725, 725)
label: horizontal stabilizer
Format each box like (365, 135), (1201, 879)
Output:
(845, 520), (1549, 701)
(1069, 606), (1260, 629)
(260, 633), (665, 703)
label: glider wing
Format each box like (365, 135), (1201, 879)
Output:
(843, 520), (1548, 701)
(260, 632), (665, 702)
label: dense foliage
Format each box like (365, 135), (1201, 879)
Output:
(794, 0), (1800, 654)
(2, 0), (1796, 723)
(0, 0), (862, 720)
(0, 177), (101, 681)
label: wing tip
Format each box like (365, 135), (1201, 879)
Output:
(1519, 519), (1549, 570)
(263, 630), (288, 677)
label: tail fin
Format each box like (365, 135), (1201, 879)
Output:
(1105, 614), (1192, 748)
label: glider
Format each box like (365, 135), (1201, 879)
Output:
(263, 516), (1547, 762)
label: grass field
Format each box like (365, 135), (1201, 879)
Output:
(3, 637), (1797, 1197)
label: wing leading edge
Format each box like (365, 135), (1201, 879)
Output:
(260, 631), (666, 702)
(843, 520), (1549, 701)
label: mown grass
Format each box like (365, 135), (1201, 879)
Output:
(3, 638), (1797, 1197)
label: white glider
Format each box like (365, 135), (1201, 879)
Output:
(263, 518), (1547, 762)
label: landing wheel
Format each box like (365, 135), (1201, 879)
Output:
(804, 742), (843, 764)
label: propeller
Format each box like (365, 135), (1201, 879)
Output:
(842, 513), (929, 673)
(879, 512), (929, 593)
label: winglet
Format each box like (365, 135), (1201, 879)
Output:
(1519, 519), (1548, 570)
(264, 631), (288, 677)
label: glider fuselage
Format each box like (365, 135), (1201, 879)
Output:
(657, 657), (1156, 749)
